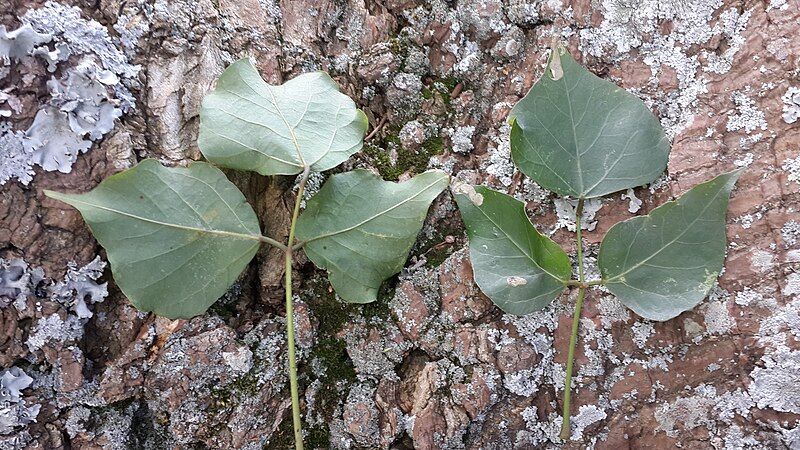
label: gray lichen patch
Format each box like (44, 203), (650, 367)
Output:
(749, 350), (800, 414)
(0, 258), (37, 309)
(782, 87), (800, 124)
(0, 127), (34, 185)
(783, 153), (800, 186)
(0, 2), (139, 185)
(48, 256), (108, 319)
(554, 198), (602, 232)
(0, 367), (40, 435)
(0, 24), (51, 65)
(726, 90), (767, 134)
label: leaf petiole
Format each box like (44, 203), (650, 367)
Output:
(259, 235), (289, 251)
(561, 198), (586, 441)
(565, 279), (603, 288)
(285, 165), (311, 450)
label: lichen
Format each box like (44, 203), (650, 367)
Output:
(570, 404), (607, 441)
(782, 153), (800, 186)
(749, 350), (800, 414)
(0, 24), (51, 66)
(49, 256), (108, 319)
(726, 90), (767, 134)
(621, 188), (642, 213)
(578, 0), (752, 138)
(782, 87), (800, 124)
(782, 220), (800, 247)
(0, 367), (40, 435)
(450, 125), (475, 154)
(554, 198), (602, 232)
(0, 258), (35, 308)
(0, 127), (34, 185)
(703, 300), (735, 335)
(0, 2), (139, 185)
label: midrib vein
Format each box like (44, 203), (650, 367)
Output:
(303, 178), (444, 243)
(474, 204), (567, 284)
(605, 184), (726, 283)
(54, 195), (262, 242)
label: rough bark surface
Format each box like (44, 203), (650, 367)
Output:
(1, 0), (799, 449)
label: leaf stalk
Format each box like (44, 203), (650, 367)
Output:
(565, 279), (602, 288)
(561, 198), (586, 441)
(259, 235), (288, 250)
(285, 165), (311, 450)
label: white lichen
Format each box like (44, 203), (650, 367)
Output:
(726, 91), (767, 134)
(782, 153), (800, 186)
(1, 2), (138, 185)
(703, 300), (735, 335)
(621, 188), (642, 213)
(450, 125), (475, 154)
(570, 404), (607, 441)
(781, 87), (800, 124)
(48, 256), (108, 319)
(554, 198), (602, 232)
(749, 350), (800, 414)
(0, 126), (34, 185)
(782, 220), (800, 247)
(0, 367), (40, 435)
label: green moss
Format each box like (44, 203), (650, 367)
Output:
(264, 417), (295, 449)
(439, 76), (461, 93)
(388, 37), (409, 64)
(412, 221), (463, 268)
(361, 283), (395, 322)
(363, 131), (444, 182)
(428, 76), (463, 109)
(424, 244), (454, 268)
(421, 87), (433, 100)
(362, 142), (403, 181)
(293, 274), (401, 448)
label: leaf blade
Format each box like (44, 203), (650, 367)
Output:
(295, 169), (449, 303)
(598, 169), (743, 321)
(510, 49), (669, 198)
(45, 159), (261, 319)
(454, 185), (571, 315)
(198, 59), (368, 175)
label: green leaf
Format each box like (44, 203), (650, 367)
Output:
(598, 169), (743, 321)
(453, 184), (571, 315)
(44, 159), (262, 319)
(509, 48), (669, 199)
(198, 58), (368, 176)
(295, 169), (449, 303)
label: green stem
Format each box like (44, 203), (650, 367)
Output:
(565, 279), (603, 288)
(259, 234), (288, 250)
(561, 198), (586, 441)
(285, 166), (310, 450)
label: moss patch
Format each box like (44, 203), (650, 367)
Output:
(364, 130), (445, 181)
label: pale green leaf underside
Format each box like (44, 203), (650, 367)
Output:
(455, 186), (571, 315)
(296, 169), (449, 303)
(510, 49), (669, 199)
(598, 169), (743, 321)
(45, 159), (261, 319)
(198, 58), (368, 176)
